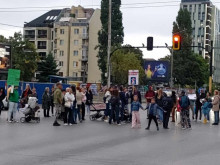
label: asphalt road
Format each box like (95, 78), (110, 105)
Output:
(0, 108), (220, 165)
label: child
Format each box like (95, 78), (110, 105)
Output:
(131, 95), (144, 128)
(145, 98), (164, 131)
(202, 98), (212, 124)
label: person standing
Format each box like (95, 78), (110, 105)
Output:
(53, 82), (63, 126)
(85, 87), (93, 115)
(0, 87), (6, 115)
(162, 92), (173, 129)
(7, 86), (19, 123)
(104, 87), (112, 120)
(64, 88), (75, 125)
(109, 89), (120, 125)
(179, 91), (191, 129)
(75, 87), (83, 123)
(145, 86), (155, 118)
(42, 87), (51, 117)
(171, 91), (177, 122)
(21, 84), (32, 108)
(119, 86), (126, 123)
(50, 86), (55, 116)
(30, 88), (38, 98)
(81, 88), (86, 121)
(212, 90), (220, 125)
(155, 88), (164, 122)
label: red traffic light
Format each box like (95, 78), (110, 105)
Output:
(173, 34), (181, 50)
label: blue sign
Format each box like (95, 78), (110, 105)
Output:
(144, 61), (169, 81)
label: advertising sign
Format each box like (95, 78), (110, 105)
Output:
(144, 61), (169, 81)
(128, 70), (139, 85)
(0, 44), (11, 70)
(7, 69), (21, 86)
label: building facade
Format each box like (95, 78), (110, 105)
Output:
(23, 6), (101, 84)
(181, 0), (220, 83)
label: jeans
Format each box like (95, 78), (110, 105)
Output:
(195, 107), (202, 120)
(109, 105), (119, 124)
(86, 105), (90, 115)
(81, 103), (85, 120)
(73, 105), (81, 122)
(54, 104), (62, 123)
(105, 103), (110, 117)
(8, 102), (18, 121)
(163, 111), (171, 128)
(147, 114), (158, 128)
(120, 102), (125, 121)
(158, 109), (164, 121)
(64, 107), (72, 124)
(214, 111), (219, 124)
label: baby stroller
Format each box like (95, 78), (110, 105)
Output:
(19, 97), (41, 123)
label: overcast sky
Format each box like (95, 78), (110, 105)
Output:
(0, 0), (220, 59)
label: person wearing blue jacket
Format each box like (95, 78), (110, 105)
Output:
(145, 98), (165, 131)
(202, 98), (212, 123)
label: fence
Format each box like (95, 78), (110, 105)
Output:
(0, 80), (70, 104)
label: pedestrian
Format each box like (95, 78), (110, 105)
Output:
(53, 82), (63, 126)
(50, 86), (55, 116)
(145, 98), (164, 131)
(104, 87), (112, 121)
(64, 88), (75, 126)
(201, 98), (212, 124)
(145, 86), (155, 118)
(131, 95), (144, 128)
(21, 84), (32, 108)
(109, 89), (120, 125)
(162, 92), (173, 129)
(30, 88), (38, 98)
(75, 87), (83, 123)
(119, 86), (126, 123)
(195, 91), (205, 122)
(0, 87), (6, 115)
(7, 86), (19, 123)
(155, 88), (164, 123)
(179, 90), (191, 129)
(130, 86), (142, 121)
(212, 90), (220, 125)
(85, 87), (93, 115)
(42, 87), (51, 117)
(171, 91), (177, 122)
(81, 88), (86, 121)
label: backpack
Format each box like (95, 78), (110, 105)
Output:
(180, 95), (189, 109)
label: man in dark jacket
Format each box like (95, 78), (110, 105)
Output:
(162, 92), (173, 129)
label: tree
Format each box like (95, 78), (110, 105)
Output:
(37, 53), (59, 82)
(111, 50), (145, 85)
(97, 0), (124, 85)
(172, 8), (209, 87)
(8, 32), (39, 81)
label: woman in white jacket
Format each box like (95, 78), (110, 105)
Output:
(64, 88), (75, 126)
(104, 87), (113, 120)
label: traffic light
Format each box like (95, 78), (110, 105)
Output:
(147, 37), (153, 51)
(173, 34), (181, 50)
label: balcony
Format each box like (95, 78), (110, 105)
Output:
(38, 45), (47, 49)
(37, 34), (47, 38)
(80, 33), (89, 39)
(82, 56), (88, 61)
(68, 77), (83, 81)
(82, 44), (88, 49)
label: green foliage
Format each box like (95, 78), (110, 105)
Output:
(172, 8), (209, 87)
(97, 0), (124, 85)
(111, 50), (145, 85)
(38, 53), (59, 82)
(8, 32), (39, 81)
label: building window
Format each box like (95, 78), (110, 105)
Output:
(60, 29), (65, 34)
(74, 40), (79, 46)
(183, 5), (187, 10)
(198, 28), (201, 35)
(37, 41), (47, 49)
(59, 72), (63, 76)
(73, 50), (78, 56)
(39, 52), (46, 59)
(59, 61), (63, 66)
(60, 50), (64, 56)
(38, 30), (47, 38)
(60, 40), (64, 45)
(189, 5), (192, 12)
(198, 12), (201, 20)
(202, 12), (205, 20)
(74, 29), (79, 34)
(199, 4), (201, 12)
(73, 61), (78, 68)
(73, 72), (78, 77)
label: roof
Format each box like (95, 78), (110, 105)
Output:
(24, 9), (62, 28)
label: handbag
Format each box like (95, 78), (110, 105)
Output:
(64, 101), (71, 108)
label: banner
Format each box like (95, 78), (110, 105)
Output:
(7, 69), (21, 86)
(144, 61), (169, 81)
(128, 70), (139, 85)
(0, 44), (11, 70)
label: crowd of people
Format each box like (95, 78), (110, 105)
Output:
(1, 82), (220, 130)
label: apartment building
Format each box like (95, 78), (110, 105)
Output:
(24, 10), (62, 59)
(23, 6), (102, 84)
(181, 0), (220, 83)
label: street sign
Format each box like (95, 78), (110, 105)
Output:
(7, 69), (21, 86)
(128, 70), (139, 85)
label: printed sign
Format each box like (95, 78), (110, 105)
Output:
(128, 70), (139, 85)
(7, 69), (21, 86)
(0, 44), (11, 70)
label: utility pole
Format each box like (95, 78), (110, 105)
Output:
(107, 0), (112, 88)
(170, 48), (174, 88)
(209, 41), (213, 93)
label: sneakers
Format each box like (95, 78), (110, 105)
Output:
(53, 122), (60, 126)
(145, 127), (150, 130)
(64, 123), (68, 126)
(8, 120), (12, 123)
(117, 124), (121, 126)
(182, 126), (186, 130)
(69, 123), (73, 126)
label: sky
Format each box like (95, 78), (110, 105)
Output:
(0, 0), (220, 60)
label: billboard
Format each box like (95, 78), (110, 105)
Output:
(0, 44), (11, 70)
(128, 70), (139, 85)
(144, 61), (169, 81)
